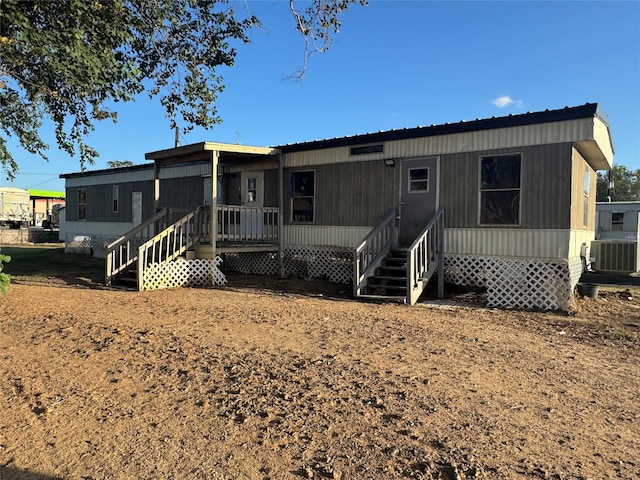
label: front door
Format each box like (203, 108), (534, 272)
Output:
(240, 171), (264, 239)
(132, 191), (143, 227)
(399, 157), (439, 246)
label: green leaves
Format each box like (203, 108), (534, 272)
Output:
(0, 0), (362, 177)
(0, 254), (10, 294)
(596, 165), (640, 202)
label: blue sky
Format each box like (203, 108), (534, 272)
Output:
(2, 0), (639, 193)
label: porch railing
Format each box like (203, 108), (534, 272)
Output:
(406, 208), (445, 305)
(137, 206), (208, 289)
(353, 209), (397, 297)
(216, 205), (279, 243)
(105, 208), (172, 286)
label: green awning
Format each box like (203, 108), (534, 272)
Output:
(28, 189), (66, 199)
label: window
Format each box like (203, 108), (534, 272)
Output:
(78, 188), (87, 220)
(246, 177), (257, 203)
(479, 154), (521, 225)
(291, 171), (315, 223)
(112, 185), (119, 213)
(611, 212), (624, 231)
(351, 144), (383, 156)
(408, 167), (429, 192)
(583, 171), (590, 227)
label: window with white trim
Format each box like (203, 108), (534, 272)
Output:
(583, 171), (590, 227)
(291, 171), (315, 223)
(408, 167), (429, 192)
(479, 154), (521, 225)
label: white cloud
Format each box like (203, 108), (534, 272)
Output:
(492, 96), (524, 108)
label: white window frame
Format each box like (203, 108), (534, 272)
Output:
(408, 167), (429, 193)
(478, 153), (522, 226)
(611, 211), (624, 231)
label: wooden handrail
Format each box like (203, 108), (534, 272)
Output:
(406, 208), (445, 305)
(353, 209), (397, 297)
(105, 208), (171, 286)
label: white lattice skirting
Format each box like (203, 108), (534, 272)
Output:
(444, 255), (577, 311)
(222, 246), (353, 284)
(64, 233), (120, 258)
(141, 257), (227, 291)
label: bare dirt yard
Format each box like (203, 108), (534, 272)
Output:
(0, 252), (639, 479)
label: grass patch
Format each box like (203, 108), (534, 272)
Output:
(0, 245), (104, 284)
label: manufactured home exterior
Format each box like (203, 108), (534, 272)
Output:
(591, 201), (640, 273)
(61, 103), (613, 310)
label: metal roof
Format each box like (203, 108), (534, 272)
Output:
(278, 103), (607, 153)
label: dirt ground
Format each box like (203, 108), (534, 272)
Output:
(0, 272), (638, 480)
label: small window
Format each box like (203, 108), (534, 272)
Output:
(479, 154), (521, 225)
(350, 144), (383, 156)
(247, 177), (257, 203)
(291, 171), (315, 223)
(112, 185), (119, 213)
(409, 167), (429, 192)
(583, 171), (590, 227)
(78, 188), (87, 220)
(611, 212), (624, 231)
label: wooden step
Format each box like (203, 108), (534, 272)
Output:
(356, 294), (407, 303)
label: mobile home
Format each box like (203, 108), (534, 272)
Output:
(61, 103), (614, 310)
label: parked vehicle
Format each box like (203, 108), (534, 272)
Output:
(0, 187), (30, 228)
(42, 203), (65, 229)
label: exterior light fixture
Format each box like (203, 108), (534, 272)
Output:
(384, 158), (396, 168)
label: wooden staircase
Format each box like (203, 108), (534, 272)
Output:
(361, 250), (409, 302)
(354, 208), (445, 305)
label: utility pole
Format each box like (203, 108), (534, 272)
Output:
(174, 126), (179, 148)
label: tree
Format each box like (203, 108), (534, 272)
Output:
(0, 254), (10, 294)
(0, 0), (363, 179)
(107, 160), (135, 169)
(596, 164), (640, 202)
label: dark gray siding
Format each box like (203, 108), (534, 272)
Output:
(440, 143), (573, 229)
(65, 181), (154, 222)
(284, 160), (398, 226)
(158, 177), (203, 210)
(264, 169), (278, 208)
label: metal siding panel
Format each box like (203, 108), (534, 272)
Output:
(285, 160), (398, 227)
(159, 177), (203, 209)
(283, 225), (372, 248)
(284, 119), (595, 169)
(264, 169), (278, 207)
(446, 228), (571, 259)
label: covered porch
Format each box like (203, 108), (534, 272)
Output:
(105, 142), (283, 289)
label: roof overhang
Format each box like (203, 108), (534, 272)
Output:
(574, 116), (614, 171)
(144, 142), (281, 166)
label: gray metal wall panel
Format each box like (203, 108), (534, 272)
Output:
(440, 143), (573, 229)
(66, 181), (155, 222)
(158, 177), (204, 210)
(264, 169), (278, 208)
(284, 160), (398, 227)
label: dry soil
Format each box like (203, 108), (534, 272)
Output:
(0, 274), (638, 480)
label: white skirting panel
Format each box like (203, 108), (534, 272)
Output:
(283, 225), (373, 249)
(63, 221), (134, 237)
(445, 228), (574, 259)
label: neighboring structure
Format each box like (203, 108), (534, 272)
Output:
(28, 189), (65, 227)
(0, 187), (30, 228)
(61, 103), (614, 310)
(592, 201), (640, 273)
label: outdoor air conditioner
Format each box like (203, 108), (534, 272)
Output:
(590, 240), (639, 274)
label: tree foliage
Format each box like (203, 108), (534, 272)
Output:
(0, 254), (10, 294)
(596, 164), (640, 202)
(107, 160), (135, 169)
(0, 0), (362, 178)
